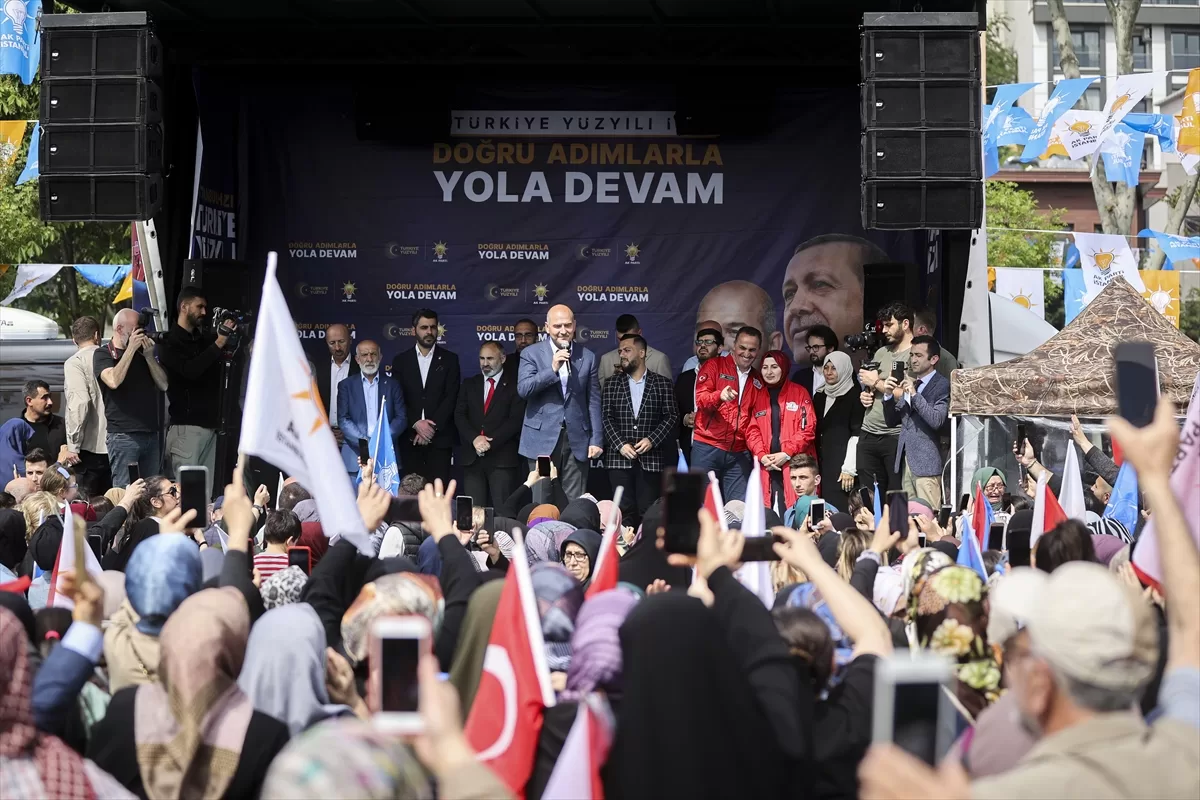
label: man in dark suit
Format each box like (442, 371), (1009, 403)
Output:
(502, 317), (540, 381)
(675, 323), (722, 464)
(518, 304), (602, 501)
(882, 335), (950, 508)
(604, 335), (679, 527)
(337, 339), (407, 477)
(455, 341), (525, 506)
(791, 324), (837, 397)
(391, 308), (460, 485)
(314, 323), (359, 448)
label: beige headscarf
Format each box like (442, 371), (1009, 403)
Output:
(133, 587), (254, 800)
(104, 600), (162, 692)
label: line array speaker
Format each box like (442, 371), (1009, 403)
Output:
(861, 12), (982, 230)
(38, 12), (163, 222)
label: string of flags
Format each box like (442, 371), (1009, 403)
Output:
(0, 264), (131, 306)
(985, 67), (1200, 182)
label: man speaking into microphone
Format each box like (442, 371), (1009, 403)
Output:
(517, 303), (602, 500)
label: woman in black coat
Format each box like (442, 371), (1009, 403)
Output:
(813, 353), (864, 512)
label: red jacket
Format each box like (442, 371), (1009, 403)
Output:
(694, 354), (762, 453)
(741, 380), (817, 510)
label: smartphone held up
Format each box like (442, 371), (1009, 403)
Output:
(368, 616), (431, 734)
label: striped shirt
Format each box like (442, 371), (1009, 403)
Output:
(253, 552), (290, 581)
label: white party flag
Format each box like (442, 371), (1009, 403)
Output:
(992, 267), (1045, 320)
(734, 461), (775, 608)
(1073, 232), (1145, 298)
(239, 253), (371, 554)
(1, 265), (63, 306)
(1059, 443), (1088, 523)
(49, 501), (103, 609)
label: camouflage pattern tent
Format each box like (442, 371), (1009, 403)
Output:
(950, 278), (1200, 417)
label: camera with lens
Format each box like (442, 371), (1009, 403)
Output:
(136, 307), (163, 341)
(844, 322), (886, 352)
(212, 307), (254, 353)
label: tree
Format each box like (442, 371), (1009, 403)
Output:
(1146, 171), (1200, 270)
(1045, 0), (1142, 236)
(1182, 288), (1200, 344)
(0, 68), (129, 334)
(986, 180), (1069, 267)
(986, 12), (1019, 104)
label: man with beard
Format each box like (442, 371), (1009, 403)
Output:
(781, 234), (889, 365)
(314, 324), (359, 440)
(855, 302), (914, 495)
(693, 326), (763, 499)
(503, 317), (540, 380)
(675, 323), (722, 463)
(159, 286), (235, 477)
(602, 334), (678, 527)
(792, 323), (838, 397)
(338, 339), (406, 478)
(455, 341), (525, 506)
(392, 308), (460, 485)
(518, 303), (602, 500)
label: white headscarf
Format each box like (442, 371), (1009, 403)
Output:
(820, 351), (856, 411)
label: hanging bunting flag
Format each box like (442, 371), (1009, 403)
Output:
(1141, 270), (1181, 328)
(1020, 77), (1098, 162)
(1081, 72), (1157, 158)
(1099, 122), (1145, 187)
(995, 106), (1034, 147)
(0, 0), (41, 85)
(1123, 113), (1176, 154)
(992, 267), (1046, 319)
(983, 105), (1000, 178)
(15, 122), (38, 184)
(1138, 229), (1200, 268)
(1062, 268), (1088, 324)
(1073, 232), (1145, 298)
(1177, 67), (1199, 156)
(1, 264), (61, 305)
(0, 120), (27, 169)
(1056, 110), (1107, 161)
(983, 82), (1037, 177)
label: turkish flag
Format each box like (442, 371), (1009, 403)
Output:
(971, 482), (992, 550)
(541, 696), (615, 800)
(464, 539), (555, 798)
(1042, 484), (1068, 530)
(703, 472), (725, 527)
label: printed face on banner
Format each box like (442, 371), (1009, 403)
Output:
(244, 91), (920, 375)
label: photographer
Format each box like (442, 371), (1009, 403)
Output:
(94, 309), (169, 488)
(158, 287), (234, 476)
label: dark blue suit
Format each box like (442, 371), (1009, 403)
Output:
(336, 372), (407, 474)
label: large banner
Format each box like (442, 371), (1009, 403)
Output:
(230, 80), (922, 376)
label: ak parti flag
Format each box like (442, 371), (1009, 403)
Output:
(1178, 68), (1199, 156)
(586, 486), (624, 599)
(465, 529), (556, 798)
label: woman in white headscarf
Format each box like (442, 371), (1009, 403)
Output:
(814, 351), (864, 512)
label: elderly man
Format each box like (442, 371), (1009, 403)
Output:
(696, 280), (783, 356)
(94, 308), (169, 487)
(62, 316), (110, 496)
(781, 233), (889, 365)
(314, 323), (359, 435)
(455, 341), (525, 506)
(336, 339), (406, 479)
(517, 303), (602, 500)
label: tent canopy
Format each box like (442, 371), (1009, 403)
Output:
(950, 278), (1200, 417)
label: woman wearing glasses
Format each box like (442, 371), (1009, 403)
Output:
(103, 476), (181, 572)
(559, 529), (602, 588)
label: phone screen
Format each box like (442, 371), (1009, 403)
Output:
(887, 490), (908, 537)
(358, 438), (371, 463)
(483, 506), (495, 534)
(537, 455), (552, 477)
(380, 637), (420, 713)
(178, 468), (209, 528)
(808, 499), (825, 528)
(892, 681), (943, 765)
(455, 496), (473, 531)
(663, 470), (706, 555)
(937, 505), (952, 528)
(287, 547), (311, 575)
(127, 463), (140, 484)
(1015, 423), (1027, 450)
(1114, 341), (1158, 428)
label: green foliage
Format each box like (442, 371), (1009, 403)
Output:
(986, 13), (1019, 104)
(1, 70), (129, 336)
(1044, 273), (1065, 331)
(986, 181), (1069, 268)
(1182, 288), (1200, 344)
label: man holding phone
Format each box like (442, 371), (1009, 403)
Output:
(882, 335), (949, 508)
(855, 302), (913, 496)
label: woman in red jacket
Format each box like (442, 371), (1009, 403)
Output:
(742, 350), (817, 513)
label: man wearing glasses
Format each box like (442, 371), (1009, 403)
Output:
(793, 324), (838, 397)
(674, 322), (723, 463)
(503, 318), (541, 380)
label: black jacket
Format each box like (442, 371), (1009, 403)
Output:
(455, 372), (526, 469)
(674, 368), (697, 462)
(391, 346), (461, 449)
(158, 323), (224, 428)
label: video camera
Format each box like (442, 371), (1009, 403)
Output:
(844, 321), (886, 353)
(212, 306), (253, 354)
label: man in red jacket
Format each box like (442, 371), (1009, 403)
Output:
(691, 326), (762, 499)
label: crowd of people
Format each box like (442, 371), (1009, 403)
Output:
(0, 286), (1197, 799)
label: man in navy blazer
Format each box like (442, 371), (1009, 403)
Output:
(517, 304), (603, 500)
(336, 339), (407, 476)
(882, 335), (950, 508)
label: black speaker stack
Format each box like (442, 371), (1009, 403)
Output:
(860, 12), (983, 230)
(38, 12), (163, 222)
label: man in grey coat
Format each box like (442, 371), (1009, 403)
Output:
(882, 334), (950, 508)
(517, 304), (603, 500)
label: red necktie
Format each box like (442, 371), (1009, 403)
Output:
(483, 377), (496, 415)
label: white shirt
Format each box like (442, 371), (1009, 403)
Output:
(556, 344), (571, 396)
(416, 345), (435, 420)
(811, 367), (825, 394)
(362, 373), (380, 436)
(737, 366), (750, 396)
(329, 358), (350, 417)
(628, 372), (646, 417)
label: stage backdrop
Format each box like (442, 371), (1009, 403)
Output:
(218, 78), (923, 377)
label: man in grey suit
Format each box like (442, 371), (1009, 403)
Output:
(882, 335), (950, 508)
(597, 313), (671, 386)
(517, 303), (603, 500)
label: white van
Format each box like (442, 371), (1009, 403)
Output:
(0, 308), (77, 422)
